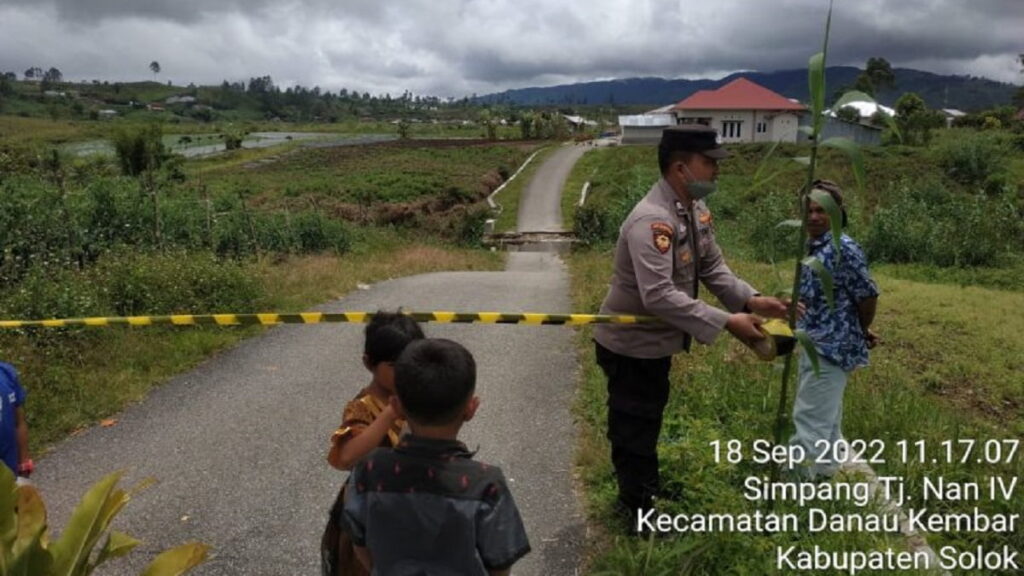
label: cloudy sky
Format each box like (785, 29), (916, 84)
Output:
(1, 0), (1021, 98)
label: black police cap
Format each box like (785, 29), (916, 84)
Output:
(659, 124), (730, 159)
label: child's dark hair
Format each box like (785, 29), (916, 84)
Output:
(395, 338), (475, 426)
(364, 311), (424, 366)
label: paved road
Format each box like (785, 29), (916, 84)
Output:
(36, 148), (587, 575)
(516, 145), (587, 233)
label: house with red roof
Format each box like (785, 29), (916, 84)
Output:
(672, 77), (806, 143)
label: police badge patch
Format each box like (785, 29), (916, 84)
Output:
(651, 222), (673, 254)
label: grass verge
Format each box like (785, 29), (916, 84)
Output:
(569, 247), (1023, 574)
(492, 145), (556, 233)
(561, 146), (602, 231)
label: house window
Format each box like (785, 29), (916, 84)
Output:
(756, 122), (767, 133)
(721, 120), (742, 139)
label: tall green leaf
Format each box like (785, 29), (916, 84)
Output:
(832, 90), (875, 110)
(801, 256), (835, 311)
(820, 137), (865, 193)
(748, 140), (795, 193)
(809, 0), (835, 137)
(9, 486), (53, 576)
(89, 531), (141, 573)
(808, 52), (826, 135)
(751, 139), (782, 182)
(875, 109), (903, 144)
(808, 188), (843, 254)
(49, 471), (123, 576)
(795, 330), (821, 377)
(821, 0), (834, 67)
(0, 465), (17, 549)
(830, 87), (904, 142)
(139, 543), (209, 576)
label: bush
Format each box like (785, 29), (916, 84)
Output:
(290, 211), (352, 254)
(573, 167), (650, 245)
(452, 203), (491, 246)
(737, 189), (802, 262)
(112, 123), (167, 176)
(865, 180), (1021, 267)
(0, 265), (103, 321)
(94, 249), (265, 315)
(223, 129), (244, 150)
(935, 131), (1012, 192)
(573, 202), (613, 246)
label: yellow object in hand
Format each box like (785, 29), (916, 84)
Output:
(751, 319), (797, 361)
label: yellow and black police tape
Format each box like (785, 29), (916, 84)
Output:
(0, 311), (663, 329)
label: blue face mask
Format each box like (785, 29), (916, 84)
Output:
(682, 163), (717, 200)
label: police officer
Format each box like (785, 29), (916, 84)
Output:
(593, 124), (791, 521)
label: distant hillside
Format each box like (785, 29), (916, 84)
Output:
(477, 66), (1019, 112)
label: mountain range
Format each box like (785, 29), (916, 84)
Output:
(476, 66), (1019, 112)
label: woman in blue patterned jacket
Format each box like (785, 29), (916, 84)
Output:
(790, 179), (880, 480)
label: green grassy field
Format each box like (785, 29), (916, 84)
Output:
(569, 248), (1023, 575)
(565, 139), (1023, 574)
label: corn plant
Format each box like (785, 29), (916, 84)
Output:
(752, 0), (899, 493)
(0, 466), (208, 576)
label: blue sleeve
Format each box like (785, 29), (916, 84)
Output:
(841, 240), (879, 303)
(341, 466), (367, 546)
(0, 364), (25, 407)
(476, 476), (531, 571)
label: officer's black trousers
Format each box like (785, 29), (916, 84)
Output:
(595, 341), (671, 513)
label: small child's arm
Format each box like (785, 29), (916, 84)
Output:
(15, 406), (32, 477)
(328, 404), (398, 471)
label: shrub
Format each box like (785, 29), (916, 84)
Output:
(573, 167), (651, 245)
(935, 131), (1012, 191)
(290, 211), (352, 254)
(223, 129), (244, 150)
(94, 249), (265, 315)
(865, 180), (1020, 267)
(573, 202), (612, 246)
(738, 189), (802, 262)
(112, 123), (167, 176)
(0, 265), (103, 321)
(452, 203), (491, 246)
(0, 176), (82, 282)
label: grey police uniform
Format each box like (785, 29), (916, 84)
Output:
(593, 176), (757, 517)
(593, 177), (756, 359)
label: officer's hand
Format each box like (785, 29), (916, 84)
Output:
(747, 296), (803, 320)
(726, 313), (764, 343)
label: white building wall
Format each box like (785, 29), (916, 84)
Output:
(675, 109), (802, 143)
(677, 110), (755, 143)
(771, 113), (800, 143)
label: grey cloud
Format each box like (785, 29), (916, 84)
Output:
(0, 0), (394, 25)
(0, 0), (1020, 98)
